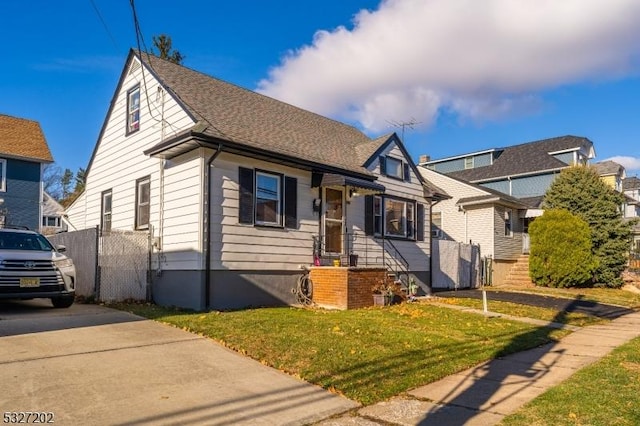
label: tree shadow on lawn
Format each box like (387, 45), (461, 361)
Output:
(306, 307), (566, 405)
(413, 296), (585, 425)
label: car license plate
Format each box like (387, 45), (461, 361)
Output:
(20, 277), (40, 287)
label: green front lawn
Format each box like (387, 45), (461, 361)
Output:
(112, 302), (568, 405)
(501, 336), (640, 426)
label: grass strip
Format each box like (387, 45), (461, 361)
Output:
(501, 336), (640, 426)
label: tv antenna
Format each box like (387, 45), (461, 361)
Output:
(386, 117), (422, 141)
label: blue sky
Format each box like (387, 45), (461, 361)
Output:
(2, 0), (640, 176)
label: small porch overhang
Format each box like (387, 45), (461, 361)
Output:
(317, 173), (385, 195)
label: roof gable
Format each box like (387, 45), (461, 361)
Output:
(0, 114), (53, 162)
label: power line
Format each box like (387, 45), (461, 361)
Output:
(89, 0), (119, 50)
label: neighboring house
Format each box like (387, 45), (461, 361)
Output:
(419, 167), (532, 286)
(420, 135), (596, 199)
(622, 176), (640, 219)
(0, 114), (54, 231)
(41, 192), (66, 234)
(622, 176), (640, 252)
(65, 49), (438, 310)
(594, 160), (625, 192)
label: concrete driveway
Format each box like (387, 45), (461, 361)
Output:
(0, 300), (358, 425)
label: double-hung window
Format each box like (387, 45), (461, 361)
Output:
(238, 167), (297, 229)
(135, 177), (150, 230)
(255, 171), (281, 226)
(504, 208), (513, 237)
(126, 85), (141, 134)
(373, 196), (382, 235)
(101, 189), (113, 232)
(379, 155), (411, 181)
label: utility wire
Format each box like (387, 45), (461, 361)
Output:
(89, 0), (119, 50)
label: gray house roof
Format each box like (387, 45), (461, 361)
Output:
(594, 160), (625, 177)
(623, 176), (640, 190)
(138, 51), (386, 178)
(446, 135), (594, 182)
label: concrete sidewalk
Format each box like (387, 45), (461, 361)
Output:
(318, 309), (640, 425)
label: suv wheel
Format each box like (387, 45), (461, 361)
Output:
(51, 296), (74, 309)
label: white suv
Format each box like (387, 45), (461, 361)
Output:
(0, 228), (76, 308)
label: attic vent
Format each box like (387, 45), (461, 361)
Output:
(128, 60), (141, 75)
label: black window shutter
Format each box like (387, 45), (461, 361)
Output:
(403, 163), (411, 182)
(364, 195), (374, 236)
(379, 156), (386, 175)
(238, 167), (254, 224)
(416, 203), (425, 241)
(284, 176), (297, 228)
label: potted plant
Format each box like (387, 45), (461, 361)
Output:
(372, 282), (395, 306)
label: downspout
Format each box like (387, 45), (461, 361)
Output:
(204, 145), (223, 311)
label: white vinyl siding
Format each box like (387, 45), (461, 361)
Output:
(362, 142), (431, 271)
(418, 167), (496, 257)
(209, 152), (316, 270)
(64, 56), (199, 271)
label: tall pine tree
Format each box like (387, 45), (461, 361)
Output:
(543, 165), (634, 287)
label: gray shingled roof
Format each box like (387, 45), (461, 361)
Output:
(594, 160), (624, 176)
(446, 135), (593, 182)
(140, 52), (381, 176)
(623, 176), (640, 190)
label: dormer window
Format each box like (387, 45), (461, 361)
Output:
(126, 85), (140, 134)
(380, 156), (411, 181)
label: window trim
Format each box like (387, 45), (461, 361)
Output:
(126, 85), (141, 135)
(254, 170), (283, 226)
(385, 157), (404, 180)
(371, 195), (417, 240)
(504, 208), (513, 237)
(42, 216), (61, 227)
(373, 195), (382, 236)
(101, 189), (113, 233)
(0, 158), (6, 192)
(135, 177), (150, 230)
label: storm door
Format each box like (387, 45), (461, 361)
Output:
(323, 188), (344, 254)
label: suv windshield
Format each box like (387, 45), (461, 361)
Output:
(0, 231), (55, 251)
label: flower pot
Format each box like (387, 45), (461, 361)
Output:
(373, 293), (392, 306)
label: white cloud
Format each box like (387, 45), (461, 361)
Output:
(258, 0), (640, 133)
(605, 156), (640, 175)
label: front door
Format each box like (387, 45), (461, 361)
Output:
(323, 188), (344, 254)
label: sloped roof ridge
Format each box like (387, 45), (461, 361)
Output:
(137, 51), (378, 173)
(138, 51), (369, 140)
(502, 134), (590, 150)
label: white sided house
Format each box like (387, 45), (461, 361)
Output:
(66, 50), (439, 310)
(418, 167), (532, 287)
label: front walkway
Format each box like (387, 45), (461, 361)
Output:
(316, 305), (640, 425)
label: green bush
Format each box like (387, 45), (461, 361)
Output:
(543, 166), (633, 287)
(529, 209), (598, 288)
